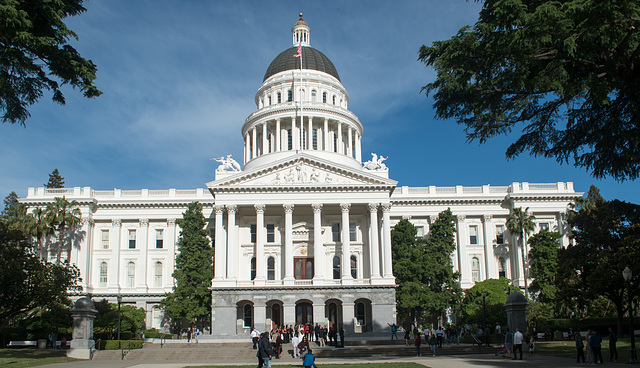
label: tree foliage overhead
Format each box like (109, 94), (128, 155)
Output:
(2, 191), (19, 215)
(419, 0), (640, 181)
(392, 209), (461, 322)
(45, 169), (64, 188)
(162, 202), (213, 328)
(528, 230), (562, 303)
(459, 278), (513, 326)
(0, 0), (102, 126)
(556, 186), (640, 330)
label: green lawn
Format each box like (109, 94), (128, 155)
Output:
(186, 364), (427, 368)
(535, 338), (637, 363)
(0, 349), (77, 368)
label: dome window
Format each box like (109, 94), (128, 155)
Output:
(288, 89), (293, 102)
(268, 95), (272, 106)
(323, 92), (327, 103)
(332, 95), (336, 105)
(277, 92), (281, 104)
(311, 90), (317, 102)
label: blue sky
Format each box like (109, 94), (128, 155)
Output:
(1, 0), (638, 204)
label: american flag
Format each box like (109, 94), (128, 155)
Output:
(294, 41), (302, 58)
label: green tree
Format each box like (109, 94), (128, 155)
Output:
(528, 230), (562, 303)
(392, 209), (461, 325)
(418, 0), (640, 181)
(459, 278), (513, 327)
(0, 0), (102, 126)
(162, 202), (213, 330)
(2, 191), (19, 215)
(556, 186), (640, 334)
(93, 300), (146, 337)
(45, 169), (65, 188)
(0, 219), (80, 331)
(46, 197), (81, 265)
(25, 207), (53, 260)
(506, 207), (535, 297)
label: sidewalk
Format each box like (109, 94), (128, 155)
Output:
(42, 353), (578, 368)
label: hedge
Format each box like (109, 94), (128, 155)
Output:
(143, 329), (173, 339)
(99, 340), (143, 350)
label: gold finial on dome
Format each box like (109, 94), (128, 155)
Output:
(292, 12), (310, 46)
(299, 12), (303, 19)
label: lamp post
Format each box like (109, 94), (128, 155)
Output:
(117, 295), (122, 349)
(482, 290), (487, 346)
(623, 267), (637, 364)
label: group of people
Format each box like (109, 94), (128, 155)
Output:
(48, 331), (67, 350)
(254, 328), (317, 368)
(183, 327), (200, 343)
(498, 326), (530, 360)
(574, 327), (618, 364)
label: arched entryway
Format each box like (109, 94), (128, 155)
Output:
(325, 299), (343, 330)
(296, 300), (313, 325)
(267, 300), (283, 329)
(236, 300), (254, 334)
(354, 298), (372, 333)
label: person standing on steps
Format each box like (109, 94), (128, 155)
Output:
(430, 333), (437, 357)
(512, 328), (523, 360)
(251, 327), (260, 349)
(414, 331), (422, 356)
(388, 322), (398, 340)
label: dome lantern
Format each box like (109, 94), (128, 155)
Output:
(292, 13), (310, 47)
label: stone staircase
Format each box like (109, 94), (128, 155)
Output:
(91, 340), (501, 362)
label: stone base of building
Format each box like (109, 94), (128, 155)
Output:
(211, 285), (396, 338)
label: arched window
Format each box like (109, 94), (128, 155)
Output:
(277, 92), (282, 103)
(322, 92), (327, 103)
(127, 262), (135, 288)
(268, 95), (272, 106)
(287, 89), (292, 102)
(356, 302), (365, 325)
(243, 304), (253, 328)
(251, 257), (256, 280)
(471, 257), (480, 283)
(99, 262), (108, 287)
(287, 129), (293, 150)
(311, 90), (317, 102)
(332, 95), (336, 105)
(333, 256), (341, 279)
(154, 262), (162, 288)
(267, 256), (275, 280)
(498, 257), (507, 278)
(350, 255), (357, 279)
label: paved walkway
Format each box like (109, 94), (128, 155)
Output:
(42, 354), (579, 368)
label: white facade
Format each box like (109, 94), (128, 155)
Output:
(21, 15), (581, 337)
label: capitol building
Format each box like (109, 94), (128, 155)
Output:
(22, 15), (581, 338)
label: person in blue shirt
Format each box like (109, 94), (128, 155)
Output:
(590, 330), (603, 364)
(303, 348), (317, 368)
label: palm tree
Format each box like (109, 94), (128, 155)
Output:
(506, 207), (536, 297)
(25, 207), (53, 261)
(46, 197), (82, 265)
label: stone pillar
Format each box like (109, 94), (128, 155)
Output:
(482, 215), (494, 279)
(68, 297), (98, 360)
(79, 218), (93, 291)
(252, 126), (257, 159)
(283, 303), (296, 326)
(308, 116), (313, 150)
(381, 204), (393, 279)
(347, 126), (353, 158)
(340, 203), (352, 281)
(138, 219), (149, 290)
(255, 204), (266, 283)
(313, 301), (325, 326)
(226, 205), (238, 281)
(254, 301), (267, 335)
(262, 122), (268, 155)
(167, 218), (176, 285)
(368, 203), (381, 279)
(505, 292), (528, 334)
(455, 215), (467, 282)
(337, 123), (343, 154)
(283, 204), (295, 284)
(292, 116), (298, 150)
(245, 134), (250, 163)
(342, 299), (355, 335)
(275, 119), (281, 152)
(110, 219), (121, 291)
(312, 203), (323, 283)
(355, 133), (362, 162)
(323, 118), (329, 151)
(214, 205), (226, 280)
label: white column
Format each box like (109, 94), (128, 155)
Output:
(368, 203), (381, 279)
(340, 203), (352, 280)
(381, 204), (393, 279)
(255, 204), (266, 282)
(276, 119), (281, 152)
(456, 215), (467, 283)
(244, 134), (249, 163)
(355, 133), (362, 162)
(252, 127), (257, 159)
(292, 116), (298, 150)
(308, 116), (313, 150)
(348, 127), (353, 158)
(138, 218), (149, 290)
(323, 118), (329, 151)
(110, 219), (122, 291)
(337, 122), (343, 154)
(283, 204), (295, 283)
(214, 205), (226, 280)
(482, 215), (494, 280)
(167, 218), (176, 285)
(262, 122), (267, 155)
(226, 205), (238, 281)
(312, 203), (323, 282)
(80, 218), (93, 291)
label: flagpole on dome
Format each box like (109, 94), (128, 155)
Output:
(293, 13), (305, 150)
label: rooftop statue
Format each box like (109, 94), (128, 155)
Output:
(363, 153), (388, 171)
(213, 154), (242, 172)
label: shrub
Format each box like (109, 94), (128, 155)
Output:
(100, 340), (143, 350)
(143, 329), (172, 339)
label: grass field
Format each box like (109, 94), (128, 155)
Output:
(0, 349), (76, 368)
(185, 364), (428, 368)
(534, 338), (636, 363)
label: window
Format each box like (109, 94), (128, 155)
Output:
(251, 257), (256, 280)
(498, 257), (506, 278)
(128, 229), (136, 249)
(250, 224), (256, 243)
(539, 223), (549, 231)
(243, 304), (253, 328)
(266, 224), (275, 243)
(469, 225), (478, 245)
(127, 262), (135, 287)
(332, 95), (336, 105)
(267, 257), (275, 280)
(350, 255), (357, 279)
(471, 257), (480, 283)
(99, 262), (108, 287)
(322, 92), (327, 103)
(268, 95), (271, 106)
(332, 223), (340, 242)
(312, 129), (318, 149)
(287, 89), (292, 102)
(156, 229), (163, 249)
(287, 129), (292, 150)
(101, 230), (109, 249)
(154, 262), (162, 288)
(496, 225), (505, 244)
(333, 256), (341, 279)
(356, 302), (365, 325)
(277, 92), (281, 103)
(349, 223), (356, 242)
(311, 90), (317, 102)
(333, 133), (338, 152)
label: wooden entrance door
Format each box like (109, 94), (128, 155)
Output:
(296, 303), (313, 325)
(294, 258), (314, 280)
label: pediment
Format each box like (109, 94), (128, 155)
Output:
(207, 153), (397, 190)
